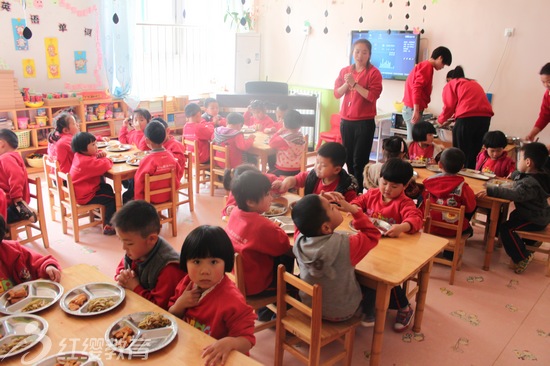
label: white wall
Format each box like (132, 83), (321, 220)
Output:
(256, 0), (550, 142)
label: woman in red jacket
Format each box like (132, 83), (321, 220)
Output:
(438, 66), (494, 169)
(334, 39), (383, 190)
(525, 63), (550, 143)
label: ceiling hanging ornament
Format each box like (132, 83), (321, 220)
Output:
(21, 1), (32, 39)
(285, 5), (291, 33)
(323, 2), (329, 34)
(241, 0), (246, 4)
(358, 1), (364, 23)
(113, 0), (119, 24)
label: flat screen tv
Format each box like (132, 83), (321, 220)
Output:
(350, 30), (420, 81)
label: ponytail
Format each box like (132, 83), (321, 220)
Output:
(48, 113), (72, 144)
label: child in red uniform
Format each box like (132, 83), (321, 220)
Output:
(183, 103), (214, 164)
(169, 225), (256, 365)
(351, 158), (423, 330)
(114, 200), (185, 310)
(47, 113), (80, 173)
(402, 46), (452, 140)
(212, 113), (255, 169)
(201, 98), (226, 127)
(408, 121), (443, 162)
(0, 129), (35, 224)
(243, 100), (279, 133)
(277, 142), (358, 201)
(476, 131), (516, 178)
(70, 132), (116, 235)
(134, 121), (182, 202)
(268, 109), (306, 177)
(0, 214), (61, 294)
(119, 108), (151, 151)
(150, 117), (186, 181)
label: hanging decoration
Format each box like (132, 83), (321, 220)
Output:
(323, 1), (329, 34)
(19, 1), (33, 39)
(285, 4), (291, 33)
(74, 51), (87, 74)
(44, 37), (61, 79)
(112, 0), (119, 24)
(358, 0), (364, 23)
(22, 58), (36, 78)
(12, 18), (29, 50)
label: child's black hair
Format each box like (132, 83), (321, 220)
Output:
(276, 104), (289, 112)
(223, 164), (259, 191)
(380, 158), (414, 185)
(317, 142), (347, 168)
(179, 225), (234, 273)
(540, 62), (550, 76)
(111, 200), (161, 238)
(440, 147), (465, 174)
(482, 130), (507, 149)
(521, 142), (549, 170)
(431, 46), (452, 66)
(382, 136), (408, 159)
(446, 65), (465, 80)
(412, 121), (437, 142)
(204, 98), (218, 109)
(184, 103), (201, 118)
(291, 194), (330, 237)
(231, 170), (271, 211)
(0, 129), (18, 149)
(249, 100), (266, 112)
(226, 112), (245, 126)
(283, 109), (303, 129)
(0, 214), (6, 240)
(48, 113), (74, 143)
(144, 120), (166, 145)
(151, 117), (168, 129)
(71, 132), (96, 154)
(133, 108), (152, 123)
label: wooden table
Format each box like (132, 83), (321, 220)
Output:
(247, 131), (275, 172)
(0, 264), (261, 366)
(415, 168), (510, 270)
(103, 147), (139, 210)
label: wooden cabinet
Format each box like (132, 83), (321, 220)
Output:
(78, 99), (128, 138)
(137, 95), (189, 136)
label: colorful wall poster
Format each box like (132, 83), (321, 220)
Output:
(12, 19), (29, 51)
(44, 37), (61, 79)
(74, 51), (87, 74)
(22, 59), (36, 78)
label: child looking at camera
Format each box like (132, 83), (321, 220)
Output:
(475, 130), (516, 178)
(47, 113), (81, 173)
(201, 98), (226, 127)
(113, 200), (185, 310)
(268, 109), (306, 177)
(244, 100), (279, 133)
(169, 225), (256, 365)
(408, 121), (443, 162)
(119, 108), (152, 151)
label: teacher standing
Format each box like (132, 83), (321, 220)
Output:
(525, 63), (550, 142)
(333, 39), (382, 190)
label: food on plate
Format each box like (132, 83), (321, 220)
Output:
(0, 335), (32, 355)
(54, 359), (84, 366)
(87, 297), (116, 313)
(127, 158), (140, 165)
(68, 293), (88, 311)
(6, 287), (27, 304)
(137, 313), (171, 330)
(21, 299), (48, 312)
(265, 206), (284, 216)
(112, 326), (134, 348)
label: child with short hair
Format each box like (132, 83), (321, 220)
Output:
(292, 192), (380, 322)
(183, 103), (214, 164)
(479, 142), (550, 274)
(70, 132), (116, 235)
(0, 129), (36, 224)
(408, 121), (444, 162)
(277, 142), (359, 201)
(0, 214), (61, 292)
(275, 104), (289, 125)
(47, 113), (80, 173)
(364, 136), (409, 190)
(150, 117), (186, 180)
(475, 130), (516, 178)
(267, 109), (306, 176)
(133, 121), (182, 202)
(169, 225), (256, 365)
(212, 112), (255, 169)
(119, 108), (152, 151)
(201, 97), (226, 127)
(244, 100), (279, 133)
(113, 200), (185, 310)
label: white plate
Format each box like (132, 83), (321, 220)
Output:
(126, 157), (141, 166)
(32, 351), (103, 366)
(96, 141), (108, 148)
(263, 202), (288, 217)
(108, 154), (130, 163)
(349, 218), (392, 235)
(0, 314), (48, 358)
(0, 280), (63, 315)
(426, 164), (441, 173)
(105, 312), (177, 356)
(458, 169), (490, 181)
(106, 144), (132, 152)
(270, 216), (295, 235)
(60, 283), (125, 316)
(241, 128), (255, 134)
(409, 160), (427, 168)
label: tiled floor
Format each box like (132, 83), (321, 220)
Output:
(22, 173), (550, 365)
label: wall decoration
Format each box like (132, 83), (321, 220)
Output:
(51, 0), (59, 4)
(358, 1), (364, 23)
(84, 27), (92, 36)
(323, 2), (329, 34)
(33, 0), (43, 8)
(74, 51), (87, 74)
(44, 37), (61, 79)
(1, 2), (11, 11)
(12, 18), (28, 50)
(285, 5), (291, 33)
(58, 23), (67, 32)
(22, 58), (36, 77)
(30, 14), (39, 24)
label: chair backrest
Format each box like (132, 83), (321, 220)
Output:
(57, 171), (77, 212)
(183, 139), (200, 166)
(144, 169), (177, 204)
(299, 134), (310, 173)
(233, 252), (247, 296)
(423, 199), (466, 241)
(330, 113), (341, 130)
(43, 155), (60, 196)
(211, 142), (230, 171)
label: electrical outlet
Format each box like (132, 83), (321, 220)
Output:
(504, 28), (514, 37)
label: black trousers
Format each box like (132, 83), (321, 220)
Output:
(340, 119), (376, 191)
(499, 210), (546, 263)
(452, 116), (491, 169)
(86, 182), (116, 225)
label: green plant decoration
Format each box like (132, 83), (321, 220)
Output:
(224, 8), (253, 31)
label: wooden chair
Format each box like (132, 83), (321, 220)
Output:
(8, 177), (49, 248)
(514, 227), (550, 277)
(58, 171), (105, 243)
(177, 152), (194, 212)
(274, 265), (360, 366)
(210, 143), (230, 196)
(43, 155), (61, 222)
(423, 200), (466, 285)
(299, 135), (316, 196)
(144, 169), (178, 237)
(183, 139), (210, 193)
(233, 252), (278, 333)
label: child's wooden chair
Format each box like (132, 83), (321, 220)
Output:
(274, 265), (360, 366)
(43, 155), (61, 222)
(514, 227), (550, 276)
(8, 177), (49, 248)
(423, 200), (467, 285)
(177, 152), (194, 212)
(144, 169), (178, 237)
(210, 143), (230, 196)
(299, 135), (316, 196)
(183, 139), (210, 193)
(57, 171), (105, 243)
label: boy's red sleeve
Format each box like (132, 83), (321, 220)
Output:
(196, 123), (214, 140)
(168, 276), (189, 309)
(133, 263), (185, 310)
(344, 189), (358, 203)
(234, 134), (254, 151)
(349, 211), (381, 265)
(400, 199), (424, 233)
(350, 193), (368, 212)
(133, 164), (146, 200)
(294, 171), (309, 188)
(119, 125), (129, 144)
(463, 184), (477, 214)
(114, 258), (125, 279)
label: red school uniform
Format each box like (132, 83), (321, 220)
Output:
(534, 90), (550, 131)
(243, 111), (280, 132)
(211, 127), (255, 169)
(403, 60), (434, 110)
(222, 172), (281, 217)
(119, 126), (150, 151)
(438, 78), (494, 123)
(69, 153), (113, 204)
(408, 141), (443, 161)
(0, 151), (30, 204)
(293, 170), (358, 202)
(183, 121), (214, 163)
(163, 137), (186, 176)
(47, 133), (74, 173)
(134, 149), (182, 202)
(225, 207), (291, 296)
(475, 149), (516, 178)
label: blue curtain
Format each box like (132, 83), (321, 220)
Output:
(100, 0), (135, 99)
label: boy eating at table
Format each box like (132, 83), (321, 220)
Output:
(212, 113), (256, 169)
(277, 142), (359, 200)
(291, 192), (380, 322)
(151, 117), (186, 175)
(113, 200), (185, 310)
(183, 102), (214, 164)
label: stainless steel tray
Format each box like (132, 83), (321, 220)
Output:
(264, 202), (288, 217)
(105, 144), (132, 152)
(32, 351), (104, 366)
(458, 169), (490, 181)
(270, 216), (295, 235)
(0, 314), (48, 358)
(349, 218), (392, 235)
(60, 283), (125, 316)
(0, 280), (63, 315)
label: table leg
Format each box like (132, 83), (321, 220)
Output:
(113, 175), (123, 210)
(369, 282), (391, 366)
(258, 152), (268, 172)
(483, 201), (501, 271)
(412, 260), (433, 333)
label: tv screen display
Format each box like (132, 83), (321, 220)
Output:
(350, 30), (420, 81)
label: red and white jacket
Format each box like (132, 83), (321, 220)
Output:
(183, 121), (214, 163)
(212, 127), (255, 169)
(69, 153), (113, 204)
(438, 78), (494, 123)
(534, 90), (550, 131)
(0, 151), (30, 204)
(403, 60), (434, 110)
(269, 129), (306, 172)
(119, 126), (149, 151)
(334, 64), (383, 120)
(134, 149), (182, 202)
(47, 133), (74, 173)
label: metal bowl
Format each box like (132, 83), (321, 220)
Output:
(436, 127), (453, 143)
